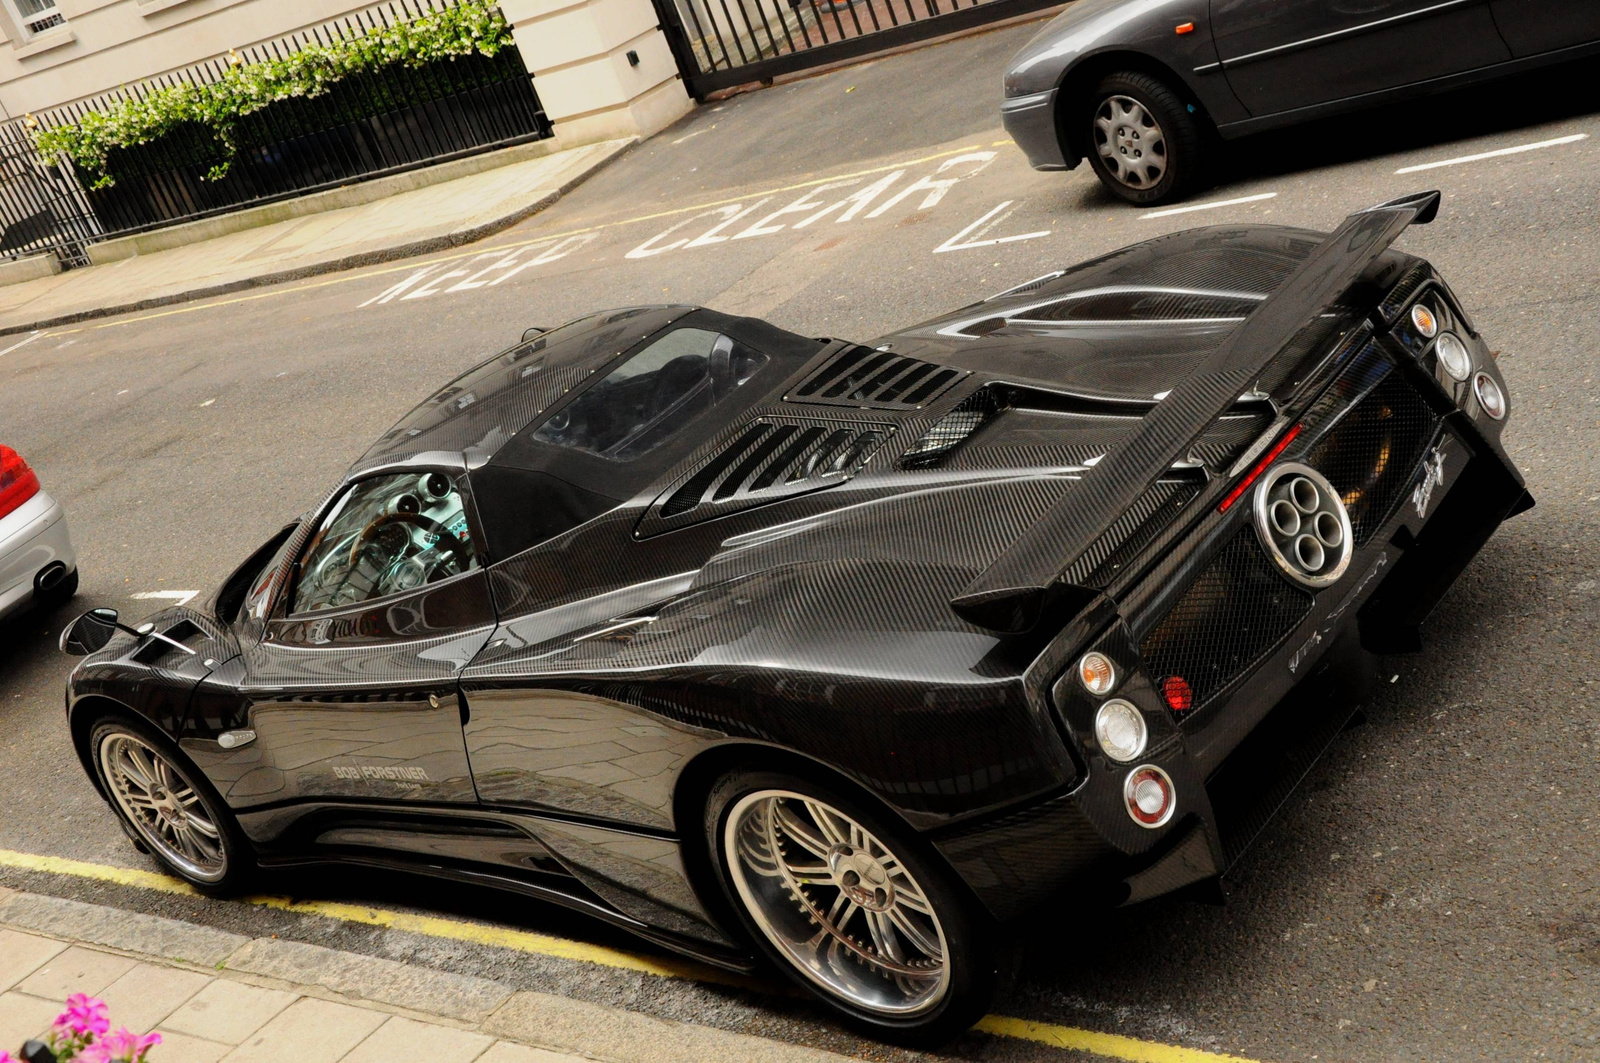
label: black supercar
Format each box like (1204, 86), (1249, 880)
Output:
(62, 192), (1530, 1041)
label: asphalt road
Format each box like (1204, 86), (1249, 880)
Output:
(3, 19), (1598, 1062)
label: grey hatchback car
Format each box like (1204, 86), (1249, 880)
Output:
(1001, 0), (1600, 204)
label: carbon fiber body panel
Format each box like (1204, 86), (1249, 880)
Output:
(63, 199), (1531, 971)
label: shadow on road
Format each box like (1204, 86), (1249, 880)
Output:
(1220, 57), (1600, 184)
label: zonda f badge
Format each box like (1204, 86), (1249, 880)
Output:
(1412, 439), (1450, 518)
(1252, 463), (1354, 589)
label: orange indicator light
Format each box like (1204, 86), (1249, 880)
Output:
(1175, 21), (1195, 34)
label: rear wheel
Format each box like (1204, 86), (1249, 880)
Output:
(705, 769), (996, 1044)
(1084, 71), (1208, 205)
(90, 717), (255, 894)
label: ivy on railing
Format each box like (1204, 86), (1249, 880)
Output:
(32, 1), (514, 188)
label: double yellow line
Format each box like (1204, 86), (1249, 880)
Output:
(0, 847), (1260, 1062)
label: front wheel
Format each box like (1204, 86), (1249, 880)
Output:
(1084, 71), (1209, 205)
(91, 717), (255, 895)
(706, 769), (997, 1044)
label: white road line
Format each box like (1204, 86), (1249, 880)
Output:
(1395, 133), (1587, 174)
(0, 331), (42, 358)
(1141, 192), (1277, 220)
(131, 590), (201, 606)
(934, 201), (1051, 253)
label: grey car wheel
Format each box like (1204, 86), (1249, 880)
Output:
(100, 731), (228, 881)
(91, 718), (253, 893)
(725, 789), (951, 1016)
(1094, 94), (1168, 190)
(1083, 71), (1209, 205)
(705, 768), (998, 1044)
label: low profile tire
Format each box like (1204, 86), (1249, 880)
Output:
(705, 769), (996, 1044)
(1084, 71), (1208, 205)
(89, 716), (256, 895)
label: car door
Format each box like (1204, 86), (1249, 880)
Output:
(1490, 0), (1600, 56)
(1210, 0), (1511, 115)
(227, 468), (493, 812)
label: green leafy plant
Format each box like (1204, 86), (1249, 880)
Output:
(32, 1), (513, 189)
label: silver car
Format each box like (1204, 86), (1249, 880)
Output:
(0, 444), (77, 621)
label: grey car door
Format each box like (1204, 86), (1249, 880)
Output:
(1210, 0), (1511, 115)
(1490, 0), (1600, 56)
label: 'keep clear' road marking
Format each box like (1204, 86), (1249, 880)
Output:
(934, 201), (1051, 253)
(130, 590), (201, 606)
(0, 847), (1264, 1063)
(1141, 192), (1277, 220)
(359, 234), (598, 307)
(361, 152), (1004, 307)
(1395, 132), (1587, 174)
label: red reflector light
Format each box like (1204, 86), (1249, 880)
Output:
(1174, 21), (1195, 34)
(0, 445), (40, 521)
(1218, 423), (1303, 513)
(1162, 675), (1194, 713)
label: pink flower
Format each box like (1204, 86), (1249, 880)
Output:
(53, 993), (111, 1039)
(78, 1028), (161, 1063)
(1, 1051), (15, 1063)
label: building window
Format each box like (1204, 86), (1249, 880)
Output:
(6, 0), (66, 38)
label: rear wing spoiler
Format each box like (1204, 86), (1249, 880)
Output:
(951, 190), (1441, 634)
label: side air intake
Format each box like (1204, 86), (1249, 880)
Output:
(788, 345), (966, 410)
(637, 418), (893, 537)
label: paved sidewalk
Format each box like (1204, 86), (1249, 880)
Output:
(0, 138), (633, 336)
(0, 887), (853, 1063)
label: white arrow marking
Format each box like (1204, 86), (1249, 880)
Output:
(934, 202), (1050, 253)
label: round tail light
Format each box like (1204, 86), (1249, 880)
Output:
(1124, 765), (1175, 828)
(1410, 303), (1438, 338)
(1077, 651), (1118, 695)
(1473, 372), (1506, 420)
(1094, 699), (1147, 763)
(1434, 332), (1472, 381)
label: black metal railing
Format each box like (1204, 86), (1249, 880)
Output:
(653, 0), (1068, 96)
(0, 0), (551, 268)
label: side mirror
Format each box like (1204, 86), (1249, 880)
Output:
(521, 326), (548, 343)
(60, 607), (120, 656)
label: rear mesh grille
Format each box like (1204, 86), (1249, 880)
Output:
(1304, 371), (1441, 544)
(1139, 531), (1314, 717)
(789, 346), (965, 409)
(641, 419), (890, 535)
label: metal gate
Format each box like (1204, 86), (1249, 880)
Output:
(654, 0), (1066, 96)
(0, 0), (550, 269)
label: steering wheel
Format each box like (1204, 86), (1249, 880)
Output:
(348, 512), (464, 571)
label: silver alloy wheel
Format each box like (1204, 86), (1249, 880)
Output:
(725, 790), (950, 1016)
(1093, 95), (1168, 189)
(99, 732), (228, 883)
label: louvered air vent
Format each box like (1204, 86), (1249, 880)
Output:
(788, 345), (966, 410)
(637, 419), (892, 537)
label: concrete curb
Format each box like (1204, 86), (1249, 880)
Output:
(0, 136), (635, 338)
(0, 888), (860, 1063)
(0, 890), (247, 967)
(224, 938), (514, 1024)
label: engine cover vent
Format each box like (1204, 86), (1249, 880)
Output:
(788, 345), (966, 410)
(637, 418), (893, 537)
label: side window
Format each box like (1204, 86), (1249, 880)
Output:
(531, 327), (768, 460)
(292, 472), (479, 615)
